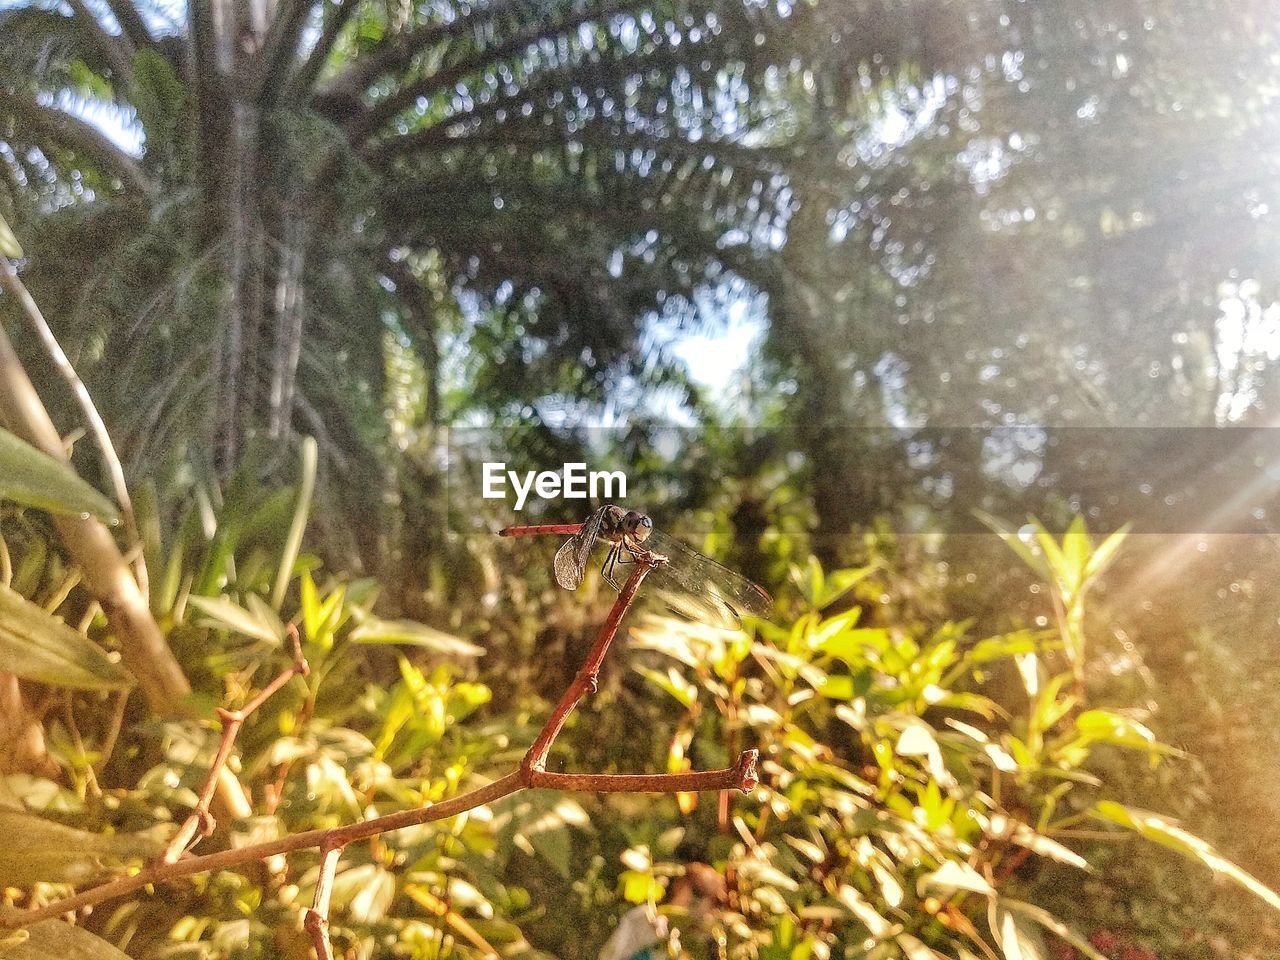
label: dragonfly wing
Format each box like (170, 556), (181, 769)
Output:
(552, 506), (609, 591)
(644, 529), (773, 620)
(553, 538), (586, 589)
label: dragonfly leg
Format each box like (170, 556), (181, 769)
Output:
(601, 543), (621, 589)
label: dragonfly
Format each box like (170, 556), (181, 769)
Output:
(500, 504), (773, 620)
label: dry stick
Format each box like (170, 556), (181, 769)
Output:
(304, 841), (344, 960)
(521, 557), (657, 777)
(0, 254), (149, 598)
(0, 554), (759, 929)
(161, 625), (310, 864)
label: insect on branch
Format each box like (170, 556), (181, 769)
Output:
(0, 551), (759, 938)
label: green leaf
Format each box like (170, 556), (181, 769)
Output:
(975, 512), (1044, 578)
(0, 428), (119, 523)
(491, 793), (591, 879)
(816, 628), (889, 664)
(0, 212), (22, 258)
(0, 586), (132, 690)
(0, 810), (164, 885)
(1084, 525), (1129, 580)
(349, 615), (483, 657)
(0, 920), (131, 959)
(1093, 801), (1280, 913)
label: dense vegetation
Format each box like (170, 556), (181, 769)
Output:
(2, 0), (1280, 958)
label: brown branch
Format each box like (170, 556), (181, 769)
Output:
(0, 548), (759, 930)
(304, 841), (343, 960)
(522, 557), (656, 777)
(252, 0), (314, 103)
(161, 626), (309, 863)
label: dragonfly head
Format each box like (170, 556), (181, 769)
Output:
(623, 511), (654, 544)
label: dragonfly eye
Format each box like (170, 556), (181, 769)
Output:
(627, 513), (654, 542)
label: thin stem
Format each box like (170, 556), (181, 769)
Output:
(530, 752), (758, 794)
(160, 626), (309, 863)
(304, 842), (343, 960)
(521, 557), (656, 777)
(0, 255), (149, 598)
(92, 688), (130, 775)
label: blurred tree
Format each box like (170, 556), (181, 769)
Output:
(0, 0), (974, 578)
(769, 0), (1280, 549)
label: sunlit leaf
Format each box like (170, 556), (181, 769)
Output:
(0, 586), (132, 690)
(991, 905), (1046, 960)
(1093, 801), (1280, 912)
(635, 665), (697, 708)
(0, 428), (119, 523)
(349, 615), (483, 657)
(619, 869), (662, 904)
(1072, 710), (1180, 757)
(918, 861), (995, 898)
(895, 719), (953, 786)
(1084, 525), (1129, 580)
(897, 933), (944, 960)
(836, 884), (893, 938)
(1001, 900), (1108, 960)
(976, 512), (1044, 577)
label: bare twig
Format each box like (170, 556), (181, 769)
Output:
(522, 558), (657, 777)
(304, 841), (343, 960)
(161, 626), (310, 863)
(0, 549), (759, 930)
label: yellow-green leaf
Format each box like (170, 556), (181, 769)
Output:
(349, 615), (482, 657)
(186, 594), (280, 643)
